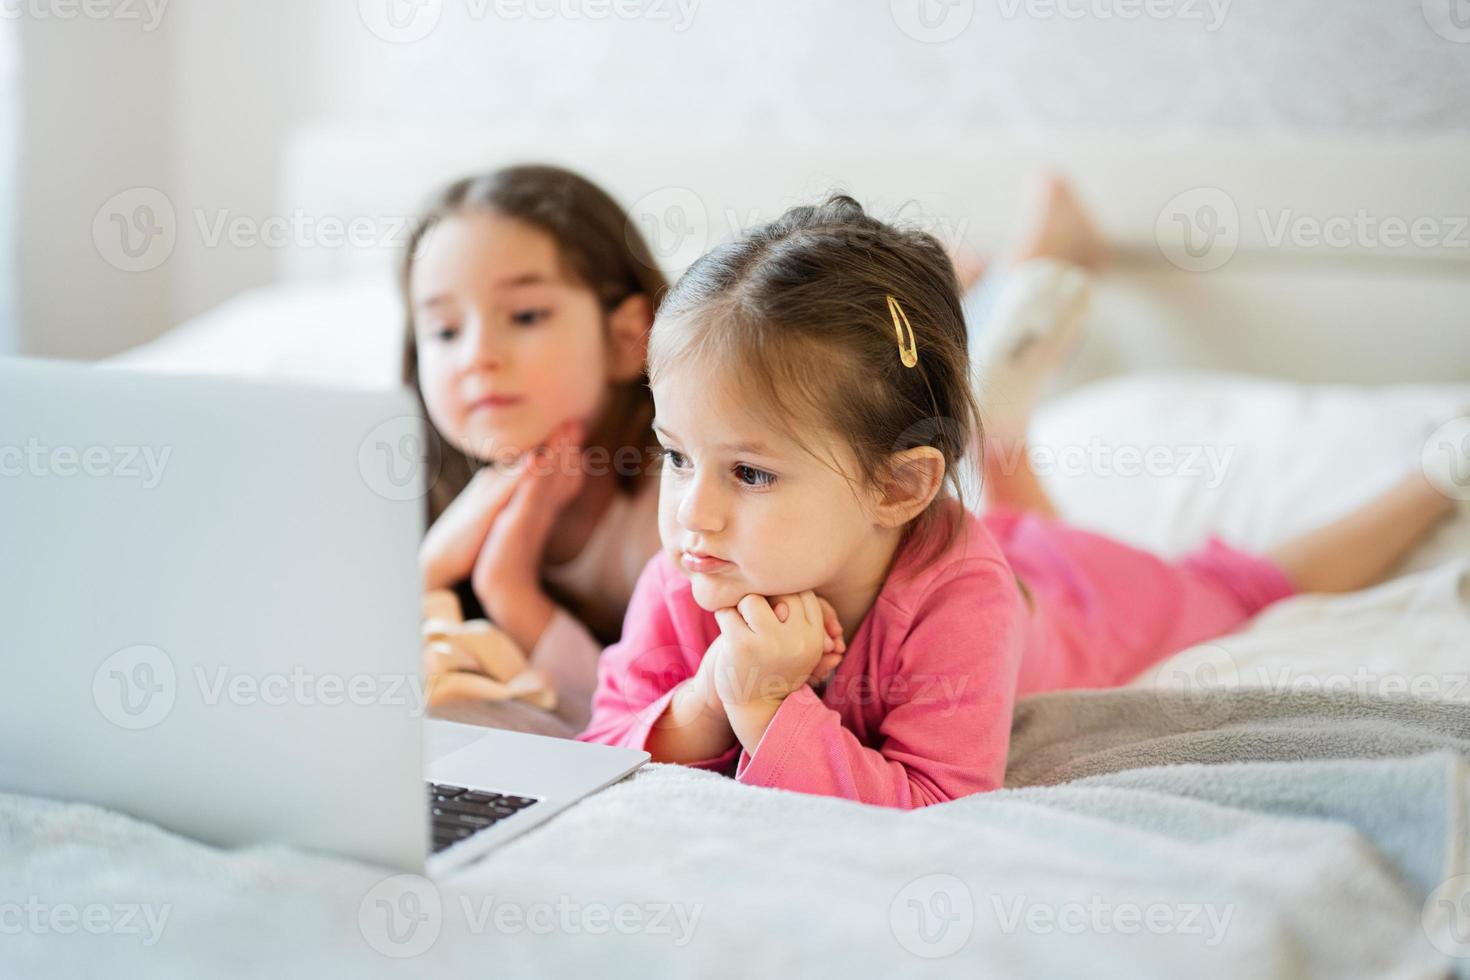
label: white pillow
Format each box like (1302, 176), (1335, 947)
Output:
(109, 278), (404, 391)
(1023, 371), (1470, 575)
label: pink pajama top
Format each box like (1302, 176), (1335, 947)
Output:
(577, 503), (1035, 808)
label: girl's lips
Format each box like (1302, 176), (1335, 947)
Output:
(680, 551), (732, 573)
(468, 395), (523, 412)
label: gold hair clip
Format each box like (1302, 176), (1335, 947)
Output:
(887, 295), (919, 368)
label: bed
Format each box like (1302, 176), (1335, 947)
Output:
(22, 133), (1470, 978)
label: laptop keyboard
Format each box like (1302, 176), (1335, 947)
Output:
(427, 782), (539, 853)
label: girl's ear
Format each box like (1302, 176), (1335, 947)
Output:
(605, 293), (654, 383)
(872, 447), (947, 529)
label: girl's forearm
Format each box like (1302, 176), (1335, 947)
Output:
(646, 673), (738, 764)
(419, 514), (487, 593)
(486, 586), (557, 655)
(723, 697), (782, 756)
(419, 547), (464, 592)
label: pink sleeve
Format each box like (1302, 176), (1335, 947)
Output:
(575, 555), (739, 772)
(734, 564), (1027, 808)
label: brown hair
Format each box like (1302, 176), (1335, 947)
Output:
(648, 194), (983, 570)
(401, 164), (668, 527)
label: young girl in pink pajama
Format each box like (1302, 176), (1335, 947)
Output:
(576, 194), (1458, 808)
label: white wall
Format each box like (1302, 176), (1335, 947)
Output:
(17, 5), (173, 359)
(15, 0), (1470, 359)
(0, 19), (16, 355)
(168, 1), (324, 340)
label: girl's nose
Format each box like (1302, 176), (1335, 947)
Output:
(676, 469), (725, 534)
(462, 316), (504, 371)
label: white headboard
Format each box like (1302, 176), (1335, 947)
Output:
(279, 129), (1470, 388)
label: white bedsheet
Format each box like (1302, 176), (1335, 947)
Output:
(3, 722), (1465, 980)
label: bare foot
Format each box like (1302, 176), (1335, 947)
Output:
(1012, 174), (1111, 271)
(971, 258), (1091, 444)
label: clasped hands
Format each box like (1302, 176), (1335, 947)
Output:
(674, 590), (847, 756)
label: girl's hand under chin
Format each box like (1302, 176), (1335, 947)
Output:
(418, 457), (529, 592)
(470, 419), (585, 640)
(710, 590), (846, 709)
(709, 589), (846, 755)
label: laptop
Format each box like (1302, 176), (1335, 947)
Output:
(0, 357), (647, 875)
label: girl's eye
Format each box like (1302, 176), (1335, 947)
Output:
(432, 325), (460, 342)
(659, 447), (688, 470)
(734, 463), (777, 489)
(510, 308), (551, 327)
